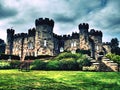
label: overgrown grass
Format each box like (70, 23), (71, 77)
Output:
(0, 70), (120, 90)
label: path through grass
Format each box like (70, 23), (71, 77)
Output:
(0, 70), (120, 90)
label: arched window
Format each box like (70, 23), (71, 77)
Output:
(60, 47), (64, 52)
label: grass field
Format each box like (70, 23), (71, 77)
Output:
(0, 70), (120, 90)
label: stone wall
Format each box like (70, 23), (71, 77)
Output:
(64, 38), (79, 52)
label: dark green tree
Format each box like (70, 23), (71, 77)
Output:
(110, 38), (120, 55)
(110, 38), (119, 49)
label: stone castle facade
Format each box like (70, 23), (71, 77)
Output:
(5, 18), (111, 60)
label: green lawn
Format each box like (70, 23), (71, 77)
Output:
(0, 70), (120, 90)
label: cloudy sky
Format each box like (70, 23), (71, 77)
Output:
(0, 0), (120, 43)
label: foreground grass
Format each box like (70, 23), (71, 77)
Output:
(0, 70), (120, 90)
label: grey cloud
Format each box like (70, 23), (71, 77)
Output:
(0, 3), (18, 19)
(54, 14), (77, 23)
(0, 0), (120, 43)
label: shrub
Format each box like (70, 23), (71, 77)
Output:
(9, 60), (20, 69)
(77, 55), (91, 70)
(0, 61), (11, 69)
(30, 52), (91, 70)
(76, 49), (91, 56)
(31, 60), (46, 70)
(106, 53), (120, 65)
(46, 60), (60, 70)
(59, 58), (79, 70)
(55, 52), (78, 60)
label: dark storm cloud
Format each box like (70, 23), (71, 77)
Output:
(0, 2), (18, 19)
(0, 0), (120, 44)
(54, 14), (77, 23)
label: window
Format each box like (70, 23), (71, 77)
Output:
(71, 41), (76, 47)
(71, 42), (74, 47)
(74, 41), (76, 47)
(60, 47), (64, 52)
(28, 42), (33, 49)
(44, 40), (47, 47)
(96, 45), (99, 50)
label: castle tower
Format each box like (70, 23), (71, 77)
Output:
(78, 23), (89, 50)
(5, 29), (15, 55)
(89, 29), (103, 59)
(35, 18), (54, 56)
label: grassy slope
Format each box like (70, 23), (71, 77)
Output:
(0, 70), (120, 90)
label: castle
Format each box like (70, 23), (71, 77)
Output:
(5, 18), (111, 61)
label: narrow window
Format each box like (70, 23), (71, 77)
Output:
(74, 41), (76, 47)
(71, 42), (73, 47)
(44, 40), (47, 47)
(28, 42), (33, 49)
(96, 45), (99, 50)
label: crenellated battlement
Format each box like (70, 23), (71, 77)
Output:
(53, 33), (62, 39)
(7, 29), (15, 35)
(35, 18), (54, 28)
(103, 42), (111, 45)
(71, 32), (79, 38)
(14, 33), (27, 38)
(79, 23), (89, 30)
(89, 29), (103, 37)
(28, 28), (36, 36)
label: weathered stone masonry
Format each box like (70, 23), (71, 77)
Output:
(5, 18), (111, 60)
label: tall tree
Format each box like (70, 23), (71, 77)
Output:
(110, 38), (119, 49)
(110, 38), (120, 55)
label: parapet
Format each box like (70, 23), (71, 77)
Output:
(35, 18), (54, 28)
(71, 32), (79, 39)
(28, 28), (36, 36)
(79, 23), (89, 30)
(103, 42), (111, 45)
(14, 33), (27, 38)
(53, 33), (62, 39)
(89, 29), (103, 37)
(7, 29), (15, 35)
(63, 34), (71, 40)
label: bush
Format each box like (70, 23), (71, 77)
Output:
(46, 60), (60, 70)
(106, 53), (120, 65)
(0, 61), (11, 69)
(77, 55), (91, 70)
(59, 58), (79, 70)
(31, 52), (91, 70)
(76, 49), (91, 56)
(9, 60), (20, 69)
(31, 60), (46, 70)
(55, 52), (78, 60)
